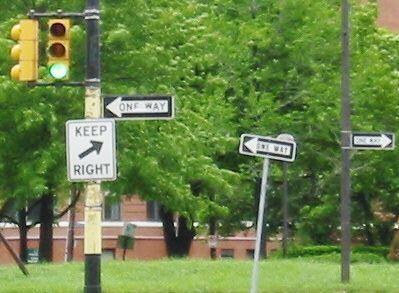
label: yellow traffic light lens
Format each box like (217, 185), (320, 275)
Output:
(10, 44), (21, 61)
(49, 63), (68, 79)
(50, 23), (66, 37)
(10, 64), (20, 80)
(10, 24), (21, 41)
(49, 43), (66, 57)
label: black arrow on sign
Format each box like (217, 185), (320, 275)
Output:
(78, 140), (103, 159)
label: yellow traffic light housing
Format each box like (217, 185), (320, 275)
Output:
(10, 19), (39, 81)
(47, 19), (71, 80)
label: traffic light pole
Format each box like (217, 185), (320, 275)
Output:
(84, 1), (102, 293)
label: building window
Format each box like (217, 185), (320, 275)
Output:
(103, 197), (121, 221)
(146, 201), (161, 221)
(246, 249), (255, 259)
(101, 249), (115, 261)
(221, 249), (234, 258)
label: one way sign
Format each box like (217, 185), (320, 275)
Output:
(351, 132), (395, 150)
(239, 134), (297, 162)
(104, 95), (175, 120)
(66, 119), (117, 181)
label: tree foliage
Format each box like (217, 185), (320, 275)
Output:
(0, 0), (398, 250)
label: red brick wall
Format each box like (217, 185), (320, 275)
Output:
(0, 234), (280, 263)
(377, 0), (399, 31)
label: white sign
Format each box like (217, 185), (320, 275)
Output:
(104, 95), (175, 120)
(239, 134), (296, 162)
(351, 132), (394, 150)
(66, 119), (117, 181)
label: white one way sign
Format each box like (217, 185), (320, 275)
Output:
(351, 132), (395, 150)
(66, 119), (117, 181)
(239, 134), (297, 162)
(104, 95), (175, 120)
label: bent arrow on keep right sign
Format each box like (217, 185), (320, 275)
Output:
(351, 132), (395, 150)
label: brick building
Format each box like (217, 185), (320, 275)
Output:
(377, 0), (399, 31)
(0, 196), (274, 263)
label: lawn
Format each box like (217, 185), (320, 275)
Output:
(1, 258), (399, 292)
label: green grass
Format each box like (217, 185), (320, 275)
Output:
(1, 258), (399, 292)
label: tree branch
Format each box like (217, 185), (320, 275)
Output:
(0, 214), (18, 226)
(54, 189), (81, 220)
(0, 199), (18, 225)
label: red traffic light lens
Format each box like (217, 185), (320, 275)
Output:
(49, 43), (66, 57)
(50, 23), (66, 37)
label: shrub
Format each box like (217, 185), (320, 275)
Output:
(280, 245), (340, 257)
(352, 246), (389, 257)
(271, 245), (389, 263)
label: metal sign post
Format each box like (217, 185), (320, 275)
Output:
(340, 0), (352, 283)
(84, 1), (102, 292)
(239, 133), (296, 293)
(250, 158), (270, 293)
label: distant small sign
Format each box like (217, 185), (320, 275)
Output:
(27, 248), (39, 264)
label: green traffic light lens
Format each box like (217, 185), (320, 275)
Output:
(49, 63), (68, 79)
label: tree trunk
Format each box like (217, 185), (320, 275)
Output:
(389, 229), (399, 260)
(160, 206), (196, 257)
(65, 186), (79, 262)
(209, 216), (217, 260)
(65, 203), (76, 262)
(18, 209), (28, 263)
(355, 193), (375, 245)
(377, 222), (391, 246)
(39, 193), (54, 262)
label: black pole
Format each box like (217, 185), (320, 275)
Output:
(86, 0), (100, 85)
(282, 162), (289, 258)
(85, 255), (101, 292)
(341, 0), (352, 283)
(84, 0), (101, 292)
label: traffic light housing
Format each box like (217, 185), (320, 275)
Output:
(47, 19), (70, 80)
(10, 19), (39, 81)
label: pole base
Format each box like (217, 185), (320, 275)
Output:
(85, 254), (101, 293)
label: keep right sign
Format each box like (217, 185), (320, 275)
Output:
(66, 119), (117, 182)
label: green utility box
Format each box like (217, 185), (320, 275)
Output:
(117, 235), (134, 250)
(118, 223), (137, 260)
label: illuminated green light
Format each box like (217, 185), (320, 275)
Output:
(49, 63), (68, 79)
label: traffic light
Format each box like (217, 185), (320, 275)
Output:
(10, 19), (39, 81)
(47, 19), (70, 80)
